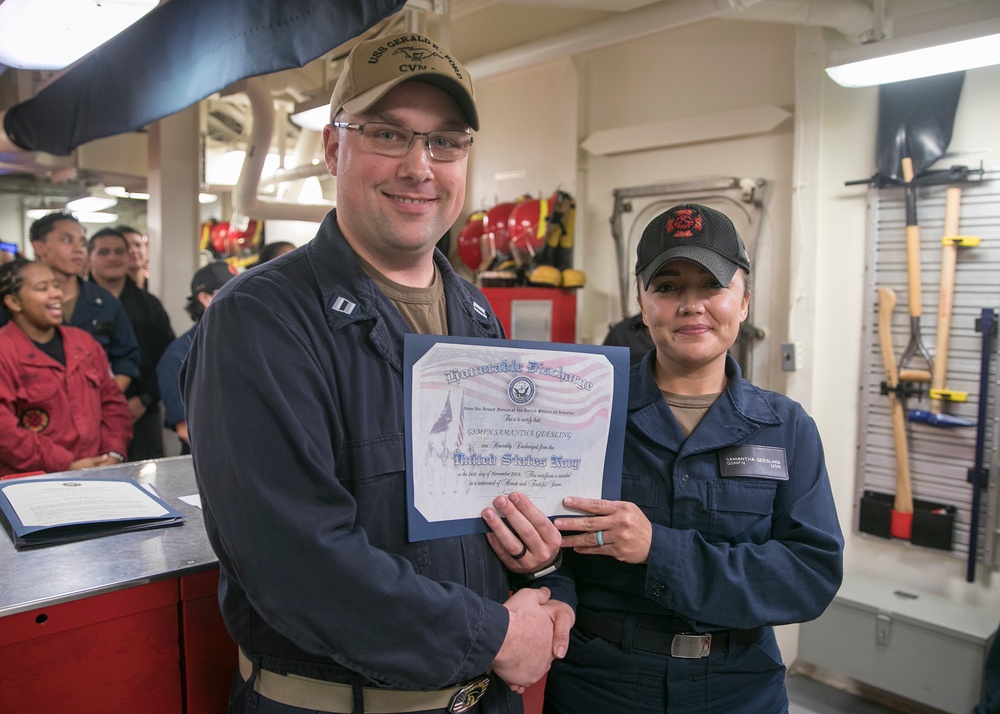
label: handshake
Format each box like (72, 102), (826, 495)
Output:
(493, 586), (574, 693)
(483, 491), (575, 693)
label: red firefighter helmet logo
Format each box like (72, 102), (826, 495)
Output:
(21, 407), (50, 433)
(665, 208), (703, 239)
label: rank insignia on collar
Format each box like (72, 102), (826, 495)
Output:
(329, 295), (357, 316)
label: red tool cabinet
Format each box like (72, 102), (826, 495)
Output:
(481, 287), (577, 343)
(0, 580), (184, 714)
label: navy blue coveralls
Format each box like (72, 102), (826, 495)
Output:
(182, 214), (525, 713)
(544, 352), (844, 714)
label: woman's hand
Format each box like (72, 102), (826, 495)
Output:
(69, 455), (118, 470)
(555, 496), (653, 564)
(483, 492), (563, 574)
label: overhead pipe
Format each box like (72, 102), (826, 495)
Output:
(261, 160), (328, 191)
(232, 76), (332, 224)
(734, 0), (873, 39)
(276, 127), (323, 201)
(465, 0), (872, 80)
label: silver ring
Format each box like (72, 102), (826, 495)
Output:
(596, 530), (604, 547)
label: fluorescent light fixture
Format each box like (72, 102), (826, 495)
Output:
(26, 209), (57, 220)
(199, 193), (219, 204)
(105, 186), (150, 200)
(291, 95), (332, 132)
(827, 17), (1000, 87)
(72, 212), (120, 224)
(65, 195), (118, 212)
(0, 0), (158, 70)
(291, 106), (330, 132)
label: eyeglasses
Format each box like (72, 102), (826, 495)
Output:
(332, 121), (473, 162)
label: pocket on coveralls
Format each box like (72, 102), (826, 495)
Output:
(707, 480), (776, 544)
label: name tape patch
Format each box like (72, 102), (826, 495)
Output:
(719, 445), (788, 481)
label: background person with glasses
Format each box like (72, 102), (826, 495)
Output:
(182, 31), (572, 714)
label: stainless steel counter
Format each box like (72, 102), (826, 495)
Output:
(0, 456), (219, 618)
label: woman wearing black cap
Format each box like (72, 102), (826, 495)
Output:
(488, 204), (844, 712)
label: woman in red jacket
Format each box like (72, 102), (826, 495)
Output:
(0, 258), (132, 476)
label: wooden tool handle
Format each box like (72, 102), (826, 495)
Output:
(931, 187), (962, 412)
(878, 288), (900, 386)
(889, 394), (913, 512)
(899, 368), (931, 383)
(906, 226), (923, 319)
(877, 287), (913, 513)
(901, 158), (922, 319)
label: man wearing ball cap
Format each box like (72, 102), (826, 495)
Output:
(183, 30), (570, 714)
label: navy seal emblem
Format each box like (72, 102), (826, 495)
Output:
(508, 376), (535, 405)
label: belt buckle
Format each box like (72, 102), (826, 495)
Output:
(670, 633), (711, 659)
(448, 674), (490, 713)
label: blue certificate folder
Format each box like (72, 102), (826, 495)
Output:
(0, 477), (184, 550)
(404, 334), (630, 542)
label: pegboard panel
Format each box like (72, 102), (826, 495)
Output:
(856, 170), (1000, 568)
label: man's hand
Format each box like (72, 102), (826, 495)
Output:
(543, 598), (574, 660)
(493, 587), (559, 693)
(69, 455), (118, 470)
(483, 492), (562, 574)
(127, 395), (147, 422)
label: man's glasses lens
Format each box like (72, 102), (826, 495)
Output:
(340, 122), (472, 161)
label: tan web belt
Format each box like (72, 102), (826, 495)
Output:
(238, 648), (490, 713)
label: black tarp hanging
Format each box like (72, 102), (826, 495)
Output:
(2, 0), (407, 156)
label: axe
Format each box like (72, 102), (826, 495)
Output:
(878, 287), (913, 539)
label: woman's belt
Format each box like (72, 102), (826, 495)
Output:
(238, 648), (490, 713)
(576, 607), (761, 659)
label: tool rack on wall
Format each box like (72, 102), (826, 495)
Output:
(856, 169), (1000, 569)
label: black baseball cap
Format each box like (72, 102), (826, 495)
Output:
(635, 204), (750, 289)
(190, 261), (237, 296)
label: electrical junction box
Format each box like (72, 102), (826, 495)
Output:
(780, 341), (803, 372)
(798, 572), (997, 713)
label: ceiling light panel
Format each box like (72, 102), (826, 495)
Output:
(827, 17), (1000, 87)
(0, 0), (158, 70)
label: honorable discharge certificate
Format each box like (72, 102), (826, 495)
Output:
(404, 334), (628, 541)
